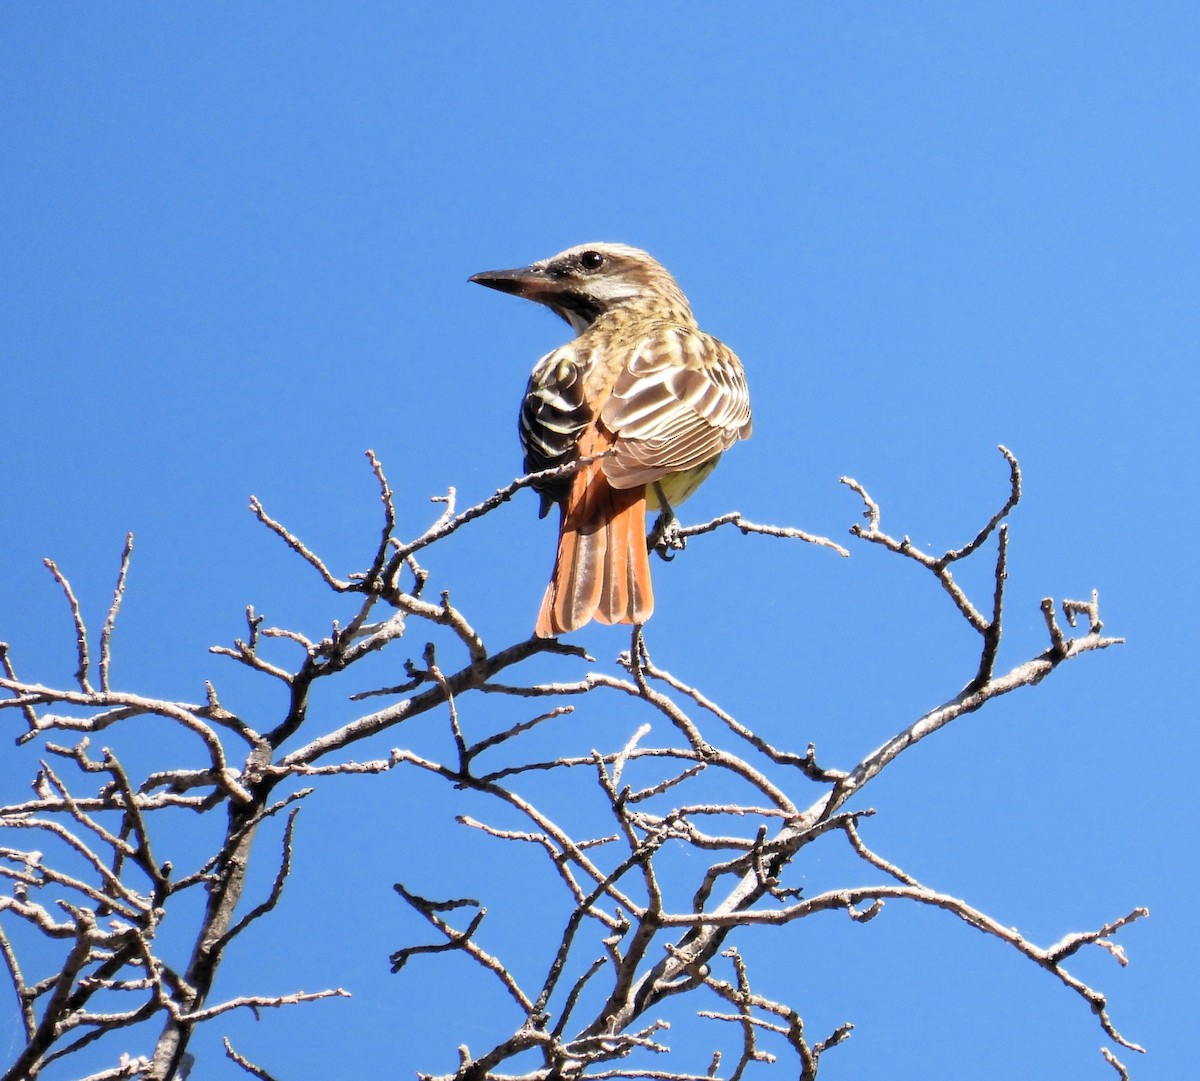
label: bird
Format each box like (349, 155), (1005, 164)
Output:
(470, 243), (752, 637)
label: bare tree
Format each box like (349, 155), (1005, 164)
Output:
(0, 446), (1143, 1081)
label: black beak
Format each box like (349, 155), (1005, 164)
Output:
(469, 265), (550, 299)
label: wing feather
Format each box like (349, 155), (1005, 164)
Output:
(600, 326), (751, 490)
(519, 344), (593, 514)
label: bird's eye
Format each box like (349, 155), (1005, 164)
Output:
(579, 250), (604, 271)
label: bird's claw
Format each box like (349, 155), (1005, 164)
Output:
(650, 511), (686, 561)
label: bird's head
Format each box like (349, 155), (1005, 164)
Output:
(470, 242), (692, 334)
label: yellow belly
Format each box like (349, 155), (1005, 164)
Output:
(644, 455), (722, 512)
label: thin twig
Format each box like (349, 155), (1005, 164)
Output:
(249, 496), (352, 591)
(675, 512), (850, 558)
(43, 559), (92, 693)
(223, 1039), (279, 1081)
(99, 533), (134, 693)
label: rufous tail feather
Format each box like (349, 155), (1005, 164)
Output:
(535, 458), (653, 637)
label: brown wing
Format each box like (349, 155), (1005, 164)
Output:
(519, 344), (593, 515)
(599, 325), (752, 490)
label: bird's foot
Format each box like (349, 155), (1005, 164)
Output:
(649, 510), (686, 561)
(648, 483), (686, 561)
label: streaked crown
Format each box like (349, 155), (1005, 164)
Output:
(470, 242), (695, 334)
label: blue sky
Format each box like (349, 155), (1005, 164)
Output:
(1, 5), (1196, 1079)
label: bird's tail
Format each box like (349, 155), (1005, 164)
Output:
(535, 457), (653, 637)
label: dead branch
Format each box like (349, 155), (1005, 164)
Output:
(0, 448), (1138, 1081)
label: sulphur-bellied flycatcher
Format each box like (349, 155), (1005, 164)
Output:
(471, 243), (752, 637)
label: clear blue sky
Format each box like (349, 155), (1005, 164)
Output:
(1, 5), (1195, 1079)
